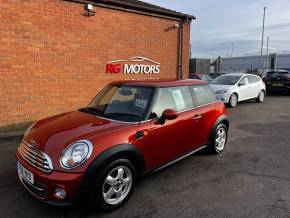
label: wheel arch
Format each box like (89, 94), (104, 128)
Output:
(79, 144), (145, 192)
(231, 92), (239, 101)
(209, 115), (229, 144)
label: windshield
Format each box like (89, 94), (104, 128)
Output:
(203, 75), (213, 82)
(80, 85), (153, 122)
(211, 75), (242, 85)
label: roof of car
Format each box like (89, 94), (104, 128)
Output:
(219, 73), (260, 77)
(110, 79), (207, 87)
(219, 73), (246, 76)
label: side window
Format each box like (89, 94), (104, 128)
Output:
(249, 75), (260, 84)
(239, 76), (250, 85)
(255, 76), (261, 82)
(190, 85), (216, 106)
(203, 75), (213, 82)
(151, 86), (193, 117)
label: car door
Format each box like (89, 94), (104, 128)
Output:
(135, 86), (200, 170)
(237, 76), (251, 101)
(189, 84), (219, 145)
(248, 75), (261, 98)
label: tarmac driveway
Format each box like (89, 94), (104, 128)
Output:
(0, 95), (290, 217)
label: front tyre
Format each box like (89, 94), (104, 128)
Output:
(91, 159), (137, 211)
(209, 123), (228, 154)
(256, 90), (265, 103)
(228, 93), (238, 108)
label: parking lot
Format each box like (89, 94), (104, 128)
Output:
(0, 95), (290, 218)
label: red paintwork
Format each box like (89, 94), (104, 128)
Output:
(110, 78), (207, 87)
(162, 109), (178, 120)
(189, 73), (204, 80)
(16, 79), (228, 203)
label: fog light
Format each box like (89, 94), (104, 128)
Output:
(54, 188), (67, 200)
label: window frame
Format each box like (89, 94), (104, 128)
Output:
(148, 85), (195, 119)
(190, 84), (217, 107)
(248, 75), (261, 84)
(238, 76), (250, 85)
(84, 85), (156, 122)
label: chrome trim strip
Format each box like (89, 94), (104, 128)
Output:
(43, 153), (53, 171)
(18, 149), (50, 172)
(19, 148), (49, 167)
(139, 101), (219, 124)
(18, 142), (53, 173)
(18, 175), (46, 199)
(19, 153), (49, 173)
(177, 101), (219, 114)
(148, 145), (207, 174)
(21, 146), (48, 163)
(23, 142), (53, 170)
(22, 178), (45, 192)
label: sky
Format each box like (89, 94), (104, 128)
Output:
(143, 0), (290, 58)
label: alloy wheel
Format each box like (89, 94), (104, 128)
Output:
(259, 91), (265, 102)
(230, 94), (238, 107)
(215, 127), (227, 152)
(102, 166), (133, 205)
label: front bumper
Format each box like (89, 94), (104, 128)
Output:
(16, 150), (84, 206)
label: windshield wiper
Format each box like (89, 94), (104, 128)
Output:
(79, 107), (104, 114)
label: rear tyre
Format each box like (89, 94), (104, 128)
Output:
(228, 93), (238, 108)
(209, 123), (228, 154)
(256, 90), (265, 103)
(90, 159), (137, 211)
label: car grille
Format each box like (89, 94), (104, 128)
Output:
(18, 141), (53, 173)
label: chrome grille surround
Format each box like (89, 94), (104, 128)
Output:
(18, 141), (53, 173)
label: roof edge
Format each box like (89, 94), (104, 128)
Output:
(66, 0), (196, 21)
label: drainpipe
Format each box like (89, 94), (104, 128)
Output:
(177, 22), (184, 79)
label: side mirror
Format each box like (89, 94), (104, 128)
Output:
(159, 109), (178, 124)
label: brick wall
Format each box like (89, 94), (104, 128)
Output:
(0, 0), (190, 129)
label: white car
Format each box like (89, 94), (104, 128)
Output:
(210, 73), (266, 107)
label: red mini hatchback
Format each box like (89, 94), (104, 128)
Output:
(16, 79), (229, 211)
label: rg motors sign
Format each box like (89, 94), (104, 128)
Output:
(106, 56), (160, 74)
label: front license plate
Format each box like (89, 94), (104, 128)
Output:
(272, 83), (284, 87)
(17, 162), (34, 184)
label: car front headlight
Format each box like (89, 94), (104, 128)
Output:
(215, 89), (229, 95)
(60, 140), (93, 169)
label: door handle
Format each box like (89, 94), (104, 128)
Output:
(193, 114), (202, 120)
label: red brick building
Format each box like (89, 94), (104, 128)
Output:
(0, 0), (194, 132)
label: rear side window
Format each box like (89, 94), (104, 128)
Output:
(248, 75), (261, 83)
(151, 86), (193, 117)
(190, 85), (216, 106)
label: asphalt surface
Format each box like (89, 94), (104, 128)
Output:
(1, 95), (290, 218)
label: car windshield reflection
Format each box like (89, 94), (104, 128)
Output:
(211, 75), (242, 85)
(79, 85), (153, 122)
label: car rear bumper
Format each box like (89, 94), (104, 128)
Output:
(266, 83), (290, 92)
(16, 150), (84, 205)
